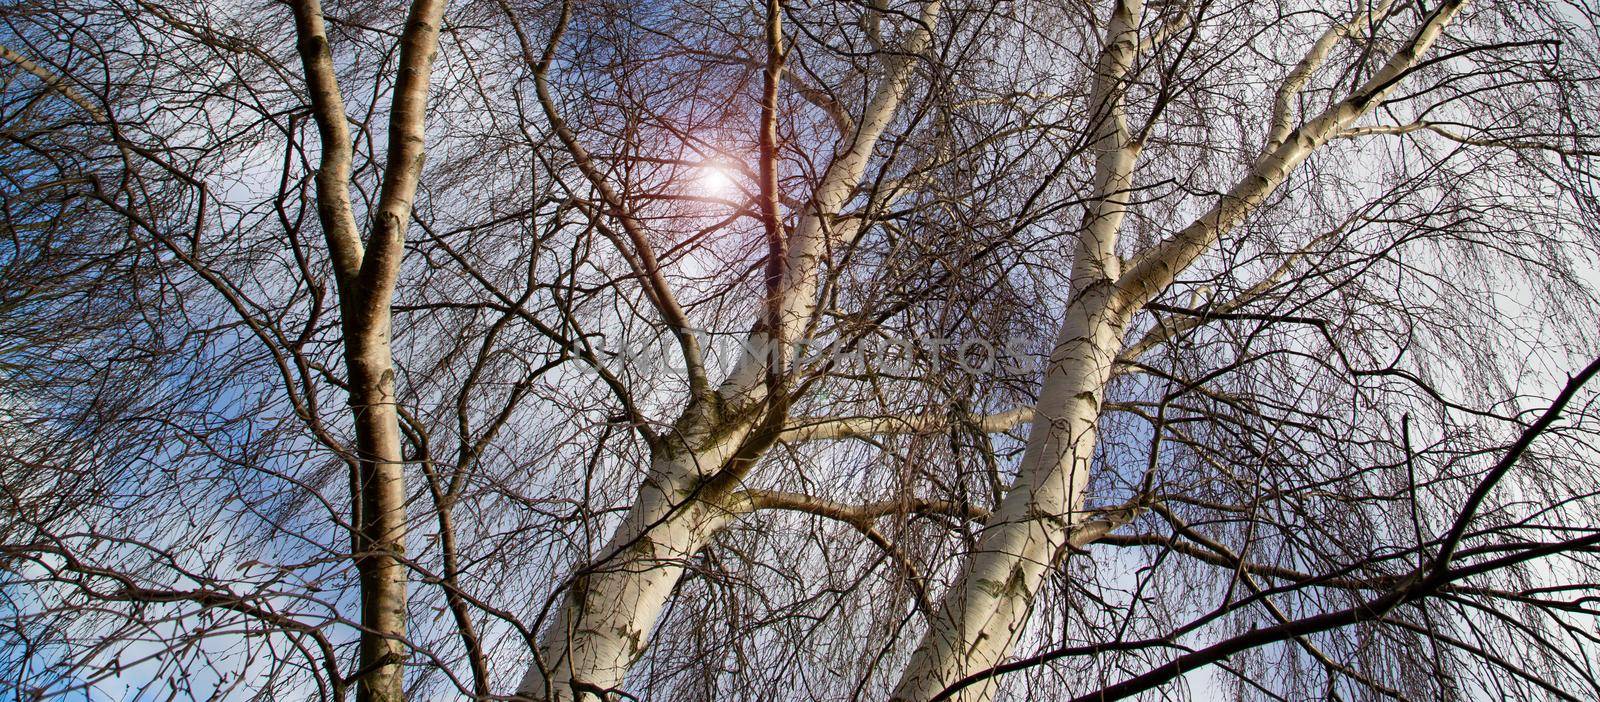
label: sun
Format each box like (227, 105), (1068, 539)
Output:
(699, 164), (737, 197)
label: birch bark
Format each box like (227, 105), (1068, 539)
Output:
(891, 3), (1144, 697)
(892, 2), (1468, 699)
(287, 1), (448, 699)
(517, 3), (943, 699)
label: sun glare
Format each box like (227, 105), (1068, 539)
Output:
(699, 164), (736, 197)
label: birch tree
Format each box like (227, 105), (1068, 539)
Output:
(284, 1), (446, 698)
(4, 0), (1600, 701)
(3, 1), (449, 699)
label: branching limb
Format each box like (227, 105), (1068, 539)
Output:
(1336, 121), (1600, 157)
(1119, 0), (1466, 309)
(1137, 6), (1193, 55)
(501, 0), (710, 397)
(1264, 0), (1397, 153)
(778, 406), (1034, 443)
(735, 489), (992, 524)
(284, 0), (364, 284)
(729, 490), (960, 616)
(355, 0), (448, 319)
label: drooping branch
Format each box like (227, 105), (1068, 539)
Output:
(1119, 0), (1468, 310)
(1117, 226), (1342, 364)
(2, 541), (349, 701)
(731, 490), (1147, 617)
(730, 490), (965, 616)
(1336, 120), (1600, 157)
(778, 406), (1033, 443)
(505, 0), (711, 396)
(931, 352), (1600, 702)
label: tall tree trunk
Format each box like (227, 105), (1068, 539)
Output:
(516, 4), (942, 698)
(891, 2), (1468, 699)
(287, 0), (448, 697)
(893, 3), (1141, 698)
(891, 275), (1129, 702)
(517, 417), (755, 701)
(344, 326), (410, 702)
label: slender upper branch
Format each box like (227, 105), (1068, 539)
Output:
(778, 406), (1034, 443)
(735, 489), (991, 524)
(717, 0), (943, 406)
(0, 42), (107, 120)
(760, 0), (789, 381)
(1336, 120), (1600, 157)
(1073, 0), (1146, 279)
(285, 0), (364, 285)
(1118, 0), (1468, 310)
(353, 0), (449, 324)
(507, 0), (710, 396)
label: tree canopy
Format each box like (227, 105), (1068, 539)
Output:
(3, 1), (1600, 700)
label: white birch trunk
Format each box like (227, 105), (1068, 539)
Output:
(890, 277), (1129, 702)
(515, 424), (751, 701)
(891, 3), (1143, 694)
(517, 7), (943, 698)
(891, 2), (1466, 699)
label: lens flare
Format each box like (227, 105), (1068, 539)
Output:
(700, 165), (736, 196)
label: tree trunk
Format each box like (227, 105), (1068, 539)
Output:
(891, 278), (1128, 702)
(890, 3), (1468, 698)
(517, 422), (752, 701)
(515, 4), (942, 698)
(344, 327), (409, 702)
(891, 3), (1142, 694)
(285, 0), (447, 696)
